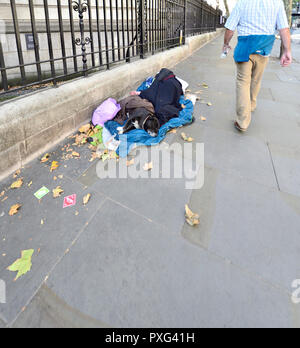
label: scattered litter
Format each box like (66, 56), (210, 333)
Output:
(63, 194), (77, 208)
(200, 116), (207, 121)
(0, 191), (5, 197)
(0, 212), (5, 218)
(41, 219), (44, 225)
(27, 181), (33, 187)
(207, 102), (212, 106)
(7, 249), (34, 281)
(34, 186), (50, 200)
(185, 205), (200, 226)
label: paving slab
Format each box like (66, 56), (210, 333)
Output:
(45, 199), (294, 328)
(268, 143), (300, 197)
(0, 160), (106, 323)
(77, 145), (198, 233)
(183, 166), (300, 292)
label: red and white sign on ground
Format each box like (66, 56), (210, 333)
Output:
(63, 194), (77, 208)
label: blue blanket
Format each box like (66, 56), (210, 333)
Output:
(105, 84), (194, 157)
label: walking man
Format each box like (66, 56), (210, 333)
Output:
(223, 0), (292, 132)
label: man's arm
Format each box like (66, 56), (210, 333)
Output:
(223, 29), (235, 52)
(279, 28), (292, 67)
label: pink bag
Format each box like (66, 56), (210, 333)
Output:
(92, 98), (121, 127)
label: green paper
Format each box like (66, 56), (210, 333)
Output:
(34, 186), (50, 200)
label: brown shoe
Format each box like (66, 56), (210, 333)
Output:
(234, 121), (247, 132)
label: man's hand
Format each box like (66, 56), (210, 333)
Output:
(280, 50), (292, 67)
(222, 44), (232, 53)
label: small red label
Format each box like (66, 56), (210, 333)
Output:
(63, 194), (77, 208)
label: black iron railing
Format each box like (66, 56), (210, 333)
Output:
(0, 0), (223, 96)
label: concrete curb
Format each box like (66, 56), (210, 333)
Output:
(0, 29), (224, 181)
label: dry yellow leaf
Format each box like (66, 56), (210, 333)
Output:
(185, 205), (200, 226)
(13, 169), (21, 178)
(9, 204), (22, 216)
(181, 133), (194, 142)
(126, 159), (135, 167)
(200, 116), (207, 121)
(72, 151), (80, 157)
(2, 196), (8, 202)
(143, 162), (153, 171)
(50, 161), (59, 172)
(52, 186), (64, 198)
(202, 83), (209, 88)
(41, 153), (50, 163)
(83, 193), (91, 205)
(79, 124), (91, 133)
(207, 102), (212, 106)
(11, 178), (23, 189)
(0, 191), (4, 198)
(41, 219), (44, 225)
(168, 129), (177, 134)
(28, 181), (33, 187)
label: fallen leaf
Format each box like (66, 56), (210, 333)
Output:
(13, 169), (21, 178)
(75, 211), (79, 216)
(7, 249), (34, 281)
(185, 205), (200, 226)
(168, 129), (177, 134)
(58, 175), (64, 179)
(53, 176), (57, 181)
(28, 181), (33, 187)
(83, 193), (91, 205)
(2, 197), (8, 202)
(10, 178), (23, 189)
(0, 191), (4, 198)
(9, 204), (22, 216)
(202, 83), (209, 88)
(41, 219), (44, 225)
(72, 151), (80, 158)
(181, 133), (194, 142)
(50, 161), (59, 172)
(126, 159), (135, 167)
(143, 162), (153, 171)
(41, 153), (50, 163)
(200, 116), (207, 121)
(53, 186), (64, 198)
(207, 102), (212, 106)
(79, 124), (91, 133)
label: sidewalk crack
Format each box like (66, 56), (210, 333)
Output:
(267, 142), (280, 191)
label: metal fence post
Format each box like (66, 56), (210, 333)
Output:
(183, 0), (187, 45)
(73, 0), (92, 77)
(139, 0), (145, 59)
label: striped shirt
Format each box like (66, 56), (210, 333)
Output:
(225, 0), (289, 36)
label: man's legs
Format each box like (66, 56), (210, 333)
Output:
(250, 55), (269, 112)
(236, 55), (269, 130)
(236, 60), (253, 130)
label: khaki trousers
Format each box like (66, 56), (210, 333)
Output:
(236, 54), (269, 129)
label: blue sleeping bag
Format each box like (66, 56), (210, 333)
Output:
(104, 80), (194, 157)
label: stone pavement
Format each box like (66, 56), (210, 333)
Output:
(1, 34), (300, 328)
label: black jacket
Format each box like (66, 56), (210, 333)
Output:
(140, 68), (183, 126)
